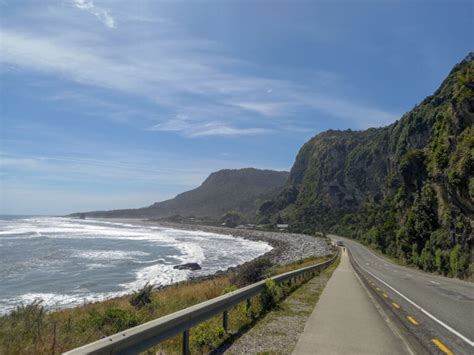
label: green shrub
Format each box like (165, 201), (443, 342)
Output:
(232, 257), (272, 287)
(434, 249), (445, 274)
(221, 285), (238, 295)
(259, 279), (282, 312)
(3, 300), (46, 348)
(220, 211), (242, 228)
(129, 282), (153, 309)
(449, 245), (461, 277)
(419, 242), (434, 272)
(469, 177), (474, 200)
(84, 308), (141, 334)
(191, 322), (225, 350)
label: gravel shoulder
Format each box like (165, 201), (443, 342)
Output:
(217, 254), (340, 354)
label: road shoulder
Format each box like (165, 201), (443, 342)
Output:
(293, 249), (409, 355)
(219, 255), (339, 354)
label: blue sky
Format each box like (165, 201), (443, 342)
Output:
(0, 0), (472, 215)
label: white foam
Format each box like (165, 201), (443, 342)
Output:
(121, 263), (188, 291)
(0, 217), (273, 314)
(72, 250), (150, 260)
(0, 291), (127, 315)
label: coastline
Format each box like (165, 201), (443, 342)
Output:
(0, 217), (334, 353)
(88, 217), (332, 289)
(94, 217), (331, 267)
(1, 217), (331, 315)
(86, 217), (332, 296)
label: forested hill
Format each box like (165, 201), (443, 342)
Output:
(259, 53), (473, 278)
(72, 168), (289, 223)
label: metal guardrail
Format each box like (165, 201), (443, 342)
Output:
(64, 250), (339, 355)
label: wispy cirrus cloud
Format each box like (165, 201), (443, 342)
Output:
(149, 116), (271, 138)
(0, 2), (400, 137)
(73, 0), (115, 29)
(233, 101), (290, 117)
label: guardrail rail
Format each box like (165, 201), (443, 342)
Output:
(64, 249), (339, 355)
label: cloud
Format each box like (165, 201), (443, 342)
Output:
(73, 0), (115, 29)
(0, 182), (164, 215)
(0, 146), (288, 214)
(301, 94), (400, 128)
(0, 10), (400, 136)
(149, 116), (271, 137)
(233, 101), (288, 117)
(0, 151), (200, 187)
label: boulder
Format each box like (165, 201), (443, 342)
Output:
(173, 262), (202, 271)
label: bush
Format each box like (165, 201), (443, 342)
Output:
(191, 322), (225, 350)
(435, 249), (445, 274)
(221, 211), (242, 228)
(84, 308), (141, 334)
(259, 279), (282, 312)
(449, 245), (462, 277)
(4, 300), (46, 347)
(221, 285), (238, 295)
(231, 257), (272, 287)
(129, 282), (154, 309)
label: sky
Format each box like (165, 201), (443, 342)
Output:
(0, 0), (472, 215)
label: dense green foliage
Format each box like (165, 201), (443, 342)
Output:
(260, 54), (474, 278)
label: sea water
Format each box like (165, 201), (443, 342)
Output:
(0, 216), (272, 314)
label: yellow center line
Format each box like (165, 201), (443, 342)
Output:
(432, 339), (453, 355)
(407, 316), (419, 325)
(382, 293), (388, 298)
(392, 302), (400, 309)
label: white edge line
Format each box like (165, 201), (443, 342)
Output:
(351, 253), (474, 347)
(352, 259), (416, 355)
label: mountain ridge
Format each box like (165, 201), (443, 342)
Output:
(259, 53), (473, 278)
(72, 168), (289, 223)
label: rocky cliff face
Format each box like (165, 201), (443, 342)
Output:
(260, 53), (473, 278)
(75, 168), (289, 222)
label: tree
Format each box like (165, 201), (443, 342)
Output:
(449, 245), (461, 277)
(434, 249), (444, 274)
(419, 241), (434, 272)
(221, 211), (242, 228)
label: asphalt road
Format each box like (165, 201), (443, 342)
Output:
(332, 236), (474, 355)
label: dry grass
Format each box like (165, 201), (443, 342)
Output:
(0, 254), (333, 354)
(223, 254), (340, 354)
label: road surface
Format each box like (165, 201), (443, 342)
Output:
(333, 236), (474, 355)
(293, 249), (410, 354)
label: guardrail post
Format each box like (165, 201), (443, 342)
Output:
(63, 253), (338, 355)
(182, 329), (189, 355)
(223, 310), (229, 333)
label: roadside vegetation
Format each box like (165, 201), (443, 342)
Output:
(222, 254), (340, 354)
(259, 55), (473, 280)
(0, 253), (333, 354)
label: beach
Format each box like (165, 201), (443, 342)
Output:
(98, 218), (331, 267)
(0, 216), (330, 314)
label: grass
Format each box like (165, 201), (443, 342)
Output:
(223, 253), (341, 354)
(0, 254), (333, 354)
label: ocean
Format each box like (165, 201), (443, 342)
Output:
(0, 216), (272, 314)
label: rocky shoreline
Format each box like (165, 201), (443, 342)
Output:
(154, 221), (331, 265)
(96, 218), (332, 285)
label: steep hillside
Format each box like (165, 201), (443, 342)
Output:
(75, 168), (289, 223)
(259, 53), (473, 278)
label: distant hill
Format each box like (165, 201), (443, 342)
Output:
(259, 53), (473, 278)
(72, 168), (289, 223)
